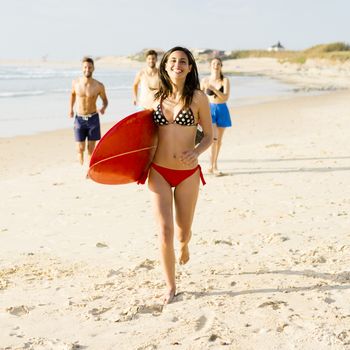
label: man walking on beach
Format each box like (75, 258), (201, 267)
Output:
(132, 50), (159, 109)
(69, 57), (108, 165)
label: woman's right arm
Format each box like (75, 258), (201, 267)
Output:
(69, 80), (76, 118)
(195, 91), (213, 156)
(132, 71), (142, 105)
(208, 77), (230, 102)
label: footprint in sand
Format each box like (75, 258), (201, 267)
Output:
(335, 271), (350, 283)
(88, 306), (111, 316)
(195, 315), (207, 331)
(174, 291), (202, 302)
(6, 305), (31, 316)
(96, 242), (108, 248)
(324, 297), (336, 304)
(139, 345), (157, 350)
(0, 278), (9, 290)
(191, 310), (215, 335)
(15, 338), (82, 349)
(266, 233), (290, 243)
(94, 282), (115, 291)
(258, 300), (288, 310)
(117, 303), (163, 322)
(135, 259), (157, 270)
(9, 331), (25, 338)
(276, 323), (289, 333)
(213, 239), (233, 246)
(136, 304), (163, 316)
(106, 269), (122, 277)
(337, 330), (350, 346)
(197, 238), (209, 245)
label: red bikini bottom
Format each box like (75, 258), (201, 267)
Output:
(138, 163), (206, 187)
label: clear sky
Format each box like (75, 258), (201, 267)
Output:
(1, 0), (349, 60)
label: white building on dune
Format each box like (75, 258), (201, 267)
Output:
(267, 41), (285, 52)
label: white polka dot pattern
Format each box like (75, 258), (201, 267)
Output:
(153, 104), (196, 126)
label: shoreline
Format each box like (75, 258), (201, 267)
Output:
(1, 77), (329, 139)
(2, 55), (350, 90)
(0, 87), (345, 143)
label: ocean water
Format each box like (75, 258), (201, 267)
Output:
(0, 65), (302, 138)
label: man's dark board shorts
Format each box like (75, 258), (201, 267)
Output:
(74, 113), (101, 142)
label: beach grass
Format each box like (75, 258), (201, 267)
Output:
(126, 42), (350, 65)
(224, 42), (350, 63)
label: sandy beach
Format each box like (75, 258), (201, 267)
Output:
(1, 83), (350, 349)
(220, 57), (350, 90)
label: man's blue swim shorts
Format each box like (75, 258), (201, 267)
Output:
(74, 113), (101, 142)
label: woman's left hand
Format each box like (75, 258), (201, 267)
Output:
(179, 149), (199, 166)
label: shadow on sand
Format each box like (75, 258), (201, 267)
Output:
(176, 269), (350, 300)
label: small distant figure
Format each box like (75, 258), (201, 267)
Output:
(200, 57), (232, 176)
(132, 50), (160, 109)
(69, 57), (108, 165)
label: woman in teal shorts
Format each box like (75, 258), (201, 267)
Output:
(201, 57), (231, 175)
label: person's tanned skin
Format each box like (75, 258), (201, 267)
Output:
(69, 58), (108, 165)
(132, 51), (159, 109)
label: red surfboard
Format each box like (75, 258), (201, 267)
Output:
(88, 110), (157, 185)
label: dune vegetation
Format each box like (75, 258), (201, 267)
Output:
(225, 42), (350, 63)
(129, 42), (350, 65)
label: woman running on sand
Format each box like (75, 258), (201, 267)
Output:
(140, 46), (212, 304)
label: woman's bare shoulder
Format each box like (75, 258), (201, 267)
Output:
(150, 98), (160, 111)
(194, 89), (208, 102)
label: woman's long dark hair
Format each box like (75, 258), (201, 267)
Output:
(155, 46), (200, 108)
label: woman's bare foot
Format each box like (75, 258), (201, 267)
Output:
(213, 169), (223, 177)
(179, 243), (190, 265)
(163, 288), (176, 305)
(207, 168), (214, 174)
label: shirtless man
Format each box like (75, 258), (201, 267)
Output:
(69, 57), (108, 165)
(132, 50), (159, 109)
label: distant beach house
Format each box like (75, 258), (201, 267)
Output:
(267, 41), (285, 52)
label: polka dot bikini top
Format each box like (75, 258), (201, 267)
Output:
(153, 103), (197, 126)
